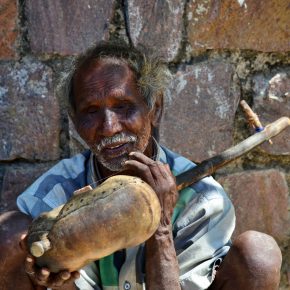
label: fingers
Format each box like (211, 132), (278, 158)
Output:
(25, 255), (36, 276)
(127, 152), (174, 182)
(71, 271), (81, 280)
(36, 267), (50, 283)
(47, 270), (71, 287)
(125, 152), (176, 193)
(24, 255), (79, 288)
(24, 255), (48, 285)
(60, 271), (81, 287)
(124, 159), (155, 187)
(128, 151), (156, 165)
(46, 270), (80, 288)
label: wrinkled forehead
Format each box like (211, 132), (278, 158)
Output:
(73, 57), (135, 85)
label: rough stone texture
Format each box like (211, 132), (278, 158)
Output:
(188, 0), (290, 52)
(0, 163), (52, 213)
(0, 58), (60, 161)
(127, 0), (186, 61)
(160, 60), (240, 162)
(0, 0), (18, 59)
(217, 169), (290, 243)
(25, 0), (114, 55)
(0, 2), (289, 288)
(252, 67), (290, 155)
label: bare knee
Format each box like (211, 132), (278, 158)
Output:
(0, 211), (33, 290)
(231, 230), (282, 285)
(210, 231), (282, 290)
(0, 210), (32, 265)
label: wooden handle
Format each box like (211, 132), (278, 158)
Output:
(176, 116), (290, 191)
(240, 100), (264, 130)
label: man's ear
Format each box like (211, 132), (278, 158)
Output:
(151, 94), (163, 127)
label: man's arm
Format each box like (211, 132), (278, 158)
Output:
(124, 152), (181, 290)
(145, 224), (181, 290)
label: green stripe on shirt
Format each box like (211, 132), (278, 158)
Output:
(99, 255), (119, 286)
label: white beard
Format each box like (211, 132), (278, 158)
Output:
(89, 132), (138, 172)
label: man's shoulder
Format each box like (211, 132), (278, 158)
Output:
(36, 150), (91, 182)
(159, 145), (197, 176)
(17, 150), (91, 217)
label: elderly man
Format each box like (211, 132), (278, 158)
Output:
(0, 41), (282, 290)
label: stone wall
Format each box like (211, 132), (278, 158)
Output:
(0, 0), (289, 287)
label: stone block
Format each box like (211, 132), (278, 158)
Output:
(0, 0), (18, 59)
(252, 67), (290, 155)
(0, 58), (60, 161)
(0, 162), (52, 212)
(127, 0), (186, 61)
(25, 0), (114, 55)
(160, 60), (240, 162)
(217, 169), (290, 243)
(188, 0), (290, 52)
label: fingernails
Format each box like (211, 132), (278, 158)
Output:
(61, 272), (70, 280)
(26, 257), (33, 263)
(41, 268), (50, 276)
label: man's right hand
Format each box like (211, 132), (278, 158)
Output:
(20, 236), (80, 290)
(0, 210), (79, 290)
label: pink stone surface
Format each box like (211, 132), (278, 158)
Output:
(252, 68), (290, 155)
(0, 0), (18, 59)
(217, 169), (290, 243)
(25, 0), (114, 55)
(188, 0), (290, 52)
(160, 60), (240, 162)
(0, 58), (60, 161)
(127, 0), (186, 61)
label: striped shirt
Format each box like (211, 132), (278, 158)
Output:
(17, 144), (235, 290)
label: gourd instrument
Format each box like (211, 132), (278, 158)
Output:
(26, 101), (290, 273)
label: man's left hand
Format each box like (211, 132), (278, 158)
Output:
(124, 151), (178, 227)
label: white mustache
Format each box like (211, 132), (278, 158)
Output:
(94, 132), (137, 153)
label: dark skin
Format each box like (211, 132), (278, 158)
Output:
(17, 59), (181, 289)
(0, 211), (33, 290)
(0, 58), (282, 290)
(125, 152), (181, 290)
(72, 59), (181, 290)
(72, 58), (156, 176)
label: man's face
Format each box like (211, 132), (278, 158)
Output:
(72, 59), (155, 172)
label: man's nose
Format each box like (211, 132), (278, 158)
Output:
(101, 109), (122, 136)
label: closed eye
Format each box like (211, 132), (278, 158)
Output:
(113, 102), (135, 111)
(87, 107), (100, 114)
